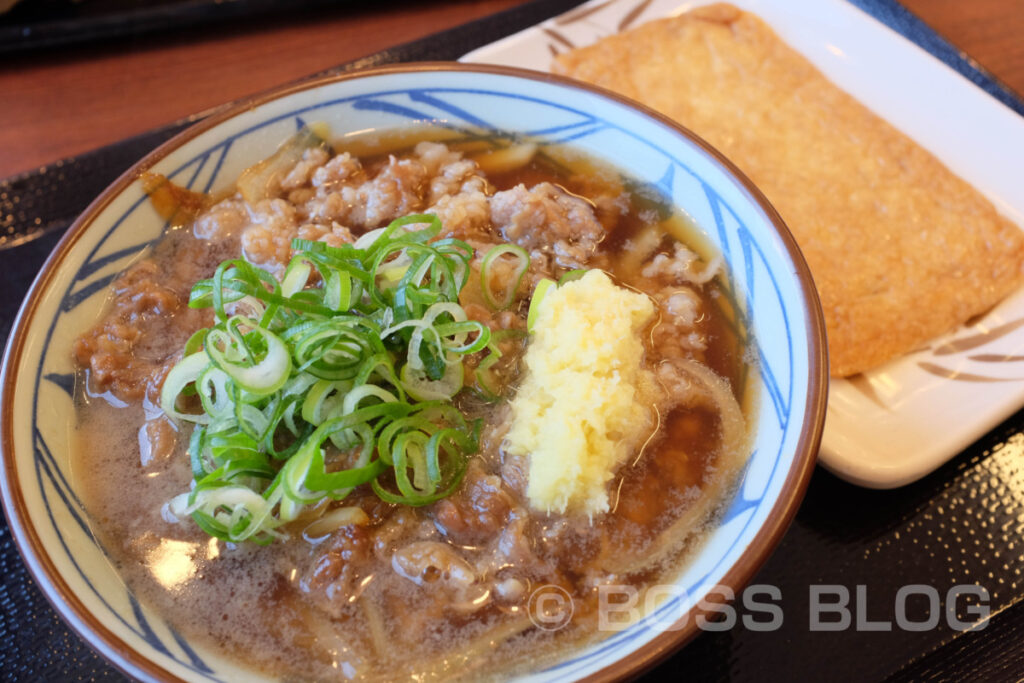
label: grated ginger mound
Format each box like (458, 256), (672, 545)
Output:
(506, 270), (657, 516)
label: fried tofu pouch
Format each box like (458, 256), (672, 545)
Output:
(553, 2), (1024, 377)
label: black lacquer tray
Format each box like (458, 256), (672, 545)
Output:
(0, 0), (341, 53)
(3, 1), (1024, 680)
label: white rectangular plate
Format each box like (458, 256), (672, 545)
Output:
(461, 0), (1024, 488)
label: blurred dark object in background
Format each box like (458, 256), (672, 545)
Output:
(0, 0), (343, 53)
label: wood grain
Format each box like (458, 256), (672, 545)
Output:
(0, 0), (1021, 180)
(900, 0), (1024, 96)
(0, 0), (529, 178)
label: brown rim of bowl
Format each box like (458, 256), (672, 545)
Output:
(0, 61), (828, 682)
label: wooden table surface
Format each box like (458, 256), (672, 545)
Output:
(0, 0), (1022, 181)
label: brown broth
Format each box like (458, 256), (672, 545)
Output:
(71, 130), (752, 681)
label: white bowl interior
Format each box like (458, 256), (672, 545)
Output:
(2, 67), (819, 681)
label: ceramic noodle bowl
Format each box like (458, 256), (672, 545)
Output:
(0, 64), (827, 681)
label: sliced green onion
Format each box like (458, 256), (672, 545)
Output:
(372, 411), (476, 506)
(161, 352), (213, 424)
(480, 244), (530, 310)
(196, 366), (233, 418)
(205, 317), (291, 396)
(160, 212), (517, 543)
(401, 355), (464, 401)
(558, 269), (588, 286)
(527, 278), (557, 333)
